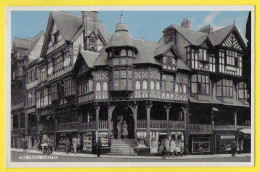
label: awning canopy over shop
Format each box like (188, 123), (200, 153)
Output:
(239, 129), (251, 135)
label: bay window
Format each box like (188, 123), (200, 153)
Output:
(238, 82), (249, 99)
(191, 74), (210, 95)
(112, 69), (132, 90)
(49, 84), (58, 103)
(64, 78), (75, 96)
(217, 79), (233, 97)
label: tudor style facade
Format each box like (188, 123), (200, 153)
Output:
(11, 11), (251, 155)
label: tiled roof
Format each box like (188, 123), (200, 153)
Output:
(169, 25), (207, 46)
(177, 58), (190, 71)
(26, 31), (45, 65)
(154, 43), (173, 57)
(80, 50), (100, 68)
(97, 21), (111, 44)
(133, 39), (160, 65)
(51, 11), (82, 41)
(208, 24), (234, 46)
(13, 37), (33, 50)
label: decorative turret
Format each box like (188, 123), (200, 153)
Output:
(106, 13), (137, 52)
(106, 14), (136, 95)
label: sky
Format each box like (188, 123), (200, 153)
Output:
(11, 11), (250, 43)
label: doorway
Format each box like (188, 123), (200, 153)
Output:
(112, 105), (134, 139)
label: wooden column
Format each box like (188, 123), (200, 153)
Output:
(234, 110), (238, 128)
(107, 104), (115, 147)
(132, 104), (138, 142)
(146, 101), (152, 146)
(181, 105), (189, 154)
(164, 104), (171, 137)
(25, 112), (28, 136)
(95, 104), (100, 142)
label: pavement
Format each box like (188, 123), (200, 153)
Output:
(11, 148), (251, 160)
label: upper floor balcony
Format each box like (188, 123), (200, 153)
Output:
(11, 103), (24, 111)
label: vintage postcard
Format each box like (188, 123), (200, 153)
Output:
(5, 5), (255, 168)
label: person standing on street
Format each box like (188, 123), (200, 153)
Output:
(122, 120), (128, 139)
(165, 138), (170, 157)
(96, 137), (102, 157)
(65, 137), (70, 154)
(23, 135), (27, 152)
(170, 139), (176, 157)
(231, 140), (237, 157)
(72, 136), (78, 154)
(49, 137), (53, 154)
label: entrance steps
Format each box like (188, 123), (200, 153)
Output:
(109, 139), (136, 156)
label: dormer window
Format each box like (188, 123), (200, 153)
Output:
(162, 51), (176, 71)
(53, 31), (59, 44)
(226, 50), (238, 67)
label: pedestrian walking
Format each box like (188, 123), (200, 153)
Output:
(231, 140), (237, 157)
(161, 145), (167, 159)
(72, 136), (78, 154)
(49, 138), (53, 154)
(77, 135), (81, 153)
(122, 120), (128, 139)
(96, 137), (102, 157)
(65, 138), (71, 154)
(117, 119), (122, 139)
(22, 135), (27, 152)
(165, 138), (170, 157)
(170, 139), (176, 157)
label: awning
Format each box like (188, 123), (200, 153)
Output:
(239, 129), (251, 135)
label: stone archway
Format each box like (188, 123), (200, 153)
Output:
(112, 105), (134, 139)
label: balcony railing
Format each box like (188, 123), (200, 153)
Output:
(189, 124), (213, 134)
(12, 128), (20, 135)
(11, 103), (24, 111)
(137, 120), (147, 129)
(82, 120), (111, 131)
(214, 125), (236, 131)
(82, 121), (96, 131)
(169, 121), (185, 130)
(30, 126), (38, 133)
(40, 124), (55, 132)
(150, 120), (167, 129)
(58, 122), (78, 131)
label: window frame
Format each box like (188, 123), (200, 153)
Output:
(191, 74), (210, 95)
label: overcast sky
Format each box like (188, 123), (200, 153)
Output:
(11, 11), (249, 43)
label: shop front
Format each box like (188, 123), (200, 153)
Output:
(215, 134), (236, 154)
(238, 128), (251, 153)
(190, 135), (212, 154)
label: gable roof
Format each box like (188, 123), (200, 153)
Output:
(80, 50), (100, 68)
(169, 25), (207, 46)
(51, 11), (82, 41)
(208, 24), (235, 46)
(26, 32), (45, 66)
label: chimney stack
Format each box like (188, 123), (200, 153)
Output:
(181, 18), (192, 29)
(199, 24), (213, 34)
(81, 11), (98, 50)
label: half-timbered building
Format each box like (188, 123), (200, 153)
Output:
(11, 11), (250, 155)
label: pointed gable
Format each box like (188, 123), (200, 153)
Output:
(209, 24), (246, 50)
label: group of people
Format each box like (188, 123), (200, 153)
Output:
(39, 135), (54, 155)
(65, 136), (81, 154)
(161, 137), (184, 159)
(117, 119), (128, 139)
